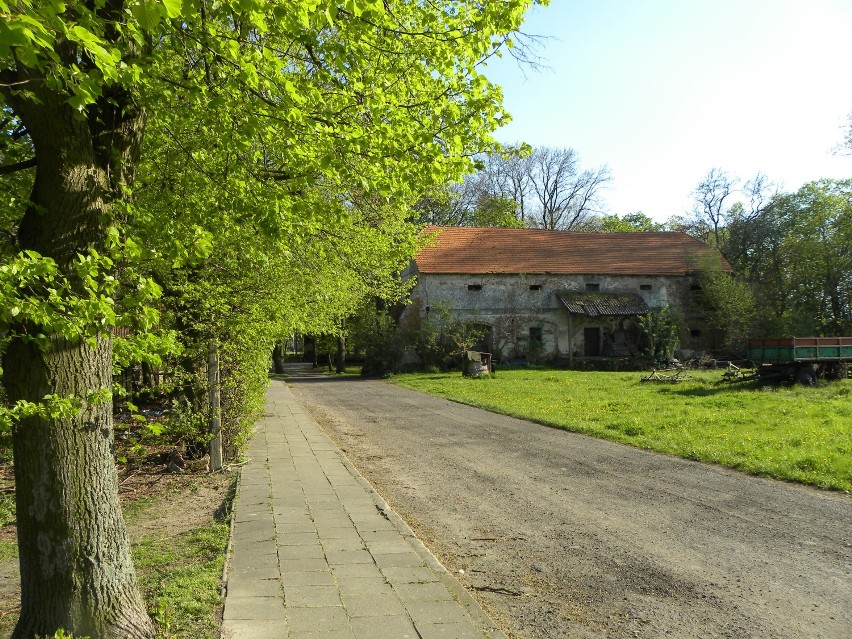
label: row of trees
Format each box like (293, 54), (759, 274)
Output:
(415, 145), (613, 230)
(0, 1), (541, 637)
(681, 171), (851, 344)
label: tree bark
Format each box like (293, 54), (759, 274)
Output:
(2, 35), (154, 639)
(336, 334), (346, 374)
(6, 338), (154, 639)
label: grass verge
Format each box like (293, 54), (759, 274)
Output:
(130, 473), (236, 639)
(0, 472), (235, 639)
(133, 518), (231, 639)
(392, 369), (852, 492)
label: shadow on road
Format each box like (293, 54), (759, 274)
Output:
(270, 364), (373, 385)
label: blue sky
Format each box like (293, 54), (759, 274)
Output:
(483, 0), (852, 222)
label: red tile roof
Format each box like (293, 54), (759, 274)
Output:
(415, 226), (730, 276)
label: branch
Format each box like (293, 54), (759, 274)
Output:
(0, 157), (36, 175)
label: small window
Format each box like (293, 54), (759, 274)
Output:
(529, 284), (542, 291)
(690, 329), (702, 338)
(467, 284), (482, 291)
(640, 284), (652, 291)
(529, 326), (543, 345)
(690, 283), (702, 291)
(585, 283), (600, 292)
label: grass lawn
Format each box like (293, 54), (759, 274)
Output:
(392, 369), (852, 492)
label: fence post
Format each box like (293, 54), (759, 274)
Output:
(208, 339), (223, 472)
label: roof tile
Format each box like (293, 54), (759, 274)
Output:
(415, 226), (729, 276)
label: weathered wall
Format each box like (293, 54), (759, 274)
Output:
(401, 270), (704, 361)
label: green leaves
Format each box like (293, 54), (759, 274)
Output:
(129, 0), (170, 30)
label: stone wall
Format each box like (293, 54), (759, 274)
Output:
(402, 271), (705, 361)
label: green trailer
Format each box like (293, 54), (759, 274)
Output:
(747, 337), (852, 384)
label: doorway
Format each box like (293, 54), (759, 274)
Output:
(584, 327), (601, 356)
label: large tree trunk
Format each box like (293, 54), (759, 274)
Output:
(2, 43), (155, 639)
(6, 338), (154, 639)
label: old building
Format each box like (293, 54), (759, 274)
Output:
(401, 226), (730, 363)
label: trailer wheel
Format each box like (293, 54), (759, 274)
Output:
(824, 362), (850, 380)
(795, 366), (816, 386)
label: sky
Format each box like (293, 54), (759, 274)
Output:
(483, 0), (852, 222)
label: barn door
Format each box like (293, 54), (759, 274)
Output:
(584, 327), (601, 356)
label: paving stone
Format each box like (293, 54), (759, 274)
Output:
(350, 615), (419, 639)
(287, 606), (351, 633)
(316, 527), (362, 542)
(290, 630), (356, 639)
(359, 530), (405, 543)
(280, 557), (330, 573)
(336, 577), (394, 596)
(229, 553), (280, 573)
(311, 515), (354, 528)
(226, 577), (282, 598)
(277, 521), (317, 534)
(284, 585), (343, 608)
(278, 544), (325, 560)
(380, 566), (441, 584)
(372, 552), (426, 569)
(341, 592), (407, 617)
(405, 600), (472, 625)
(277, 532), (320, 546)
(365, 540), (413, 555)
(223, 596), (285, 621)
(227, 565), (280, 581)
(391, 581), (454, 603)
(281, 570), (336, 586)
(325, 549), (374, 565)
(331, 563), (385, 580)
(320, 536), (365, 552)
(221, 619), (286, 639)
(414, 622), (489, 639)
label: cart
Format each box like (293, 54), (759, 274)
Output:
(747, 337), (852, 385)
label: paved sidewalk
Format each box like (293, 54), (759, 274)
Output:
(222, 378), (507, 639)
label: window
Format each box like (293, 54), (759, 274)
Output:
(640, 284), (652, 291)
(690, 282), (702, 291)
(529, 326), (543, 345)
(585, 283), (600, 292)
(467, 284), (482, 291)
(529, 284), (542, 291)
(690, 329), (702, 338)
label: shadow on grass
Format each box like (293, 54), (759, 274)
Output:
(654, 380), (769, 397)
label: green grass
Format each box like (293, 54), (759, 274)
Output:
(133, 515), (231, 639)
(392, 369), (852, 492)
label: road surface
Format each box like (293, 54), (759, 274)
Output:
(288, 372), (851, 639)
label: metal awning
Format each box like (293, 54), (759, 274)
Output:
(557, 292), (651, 317)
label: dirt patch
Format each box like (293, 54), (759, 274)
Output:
(290, 375), (852, 639)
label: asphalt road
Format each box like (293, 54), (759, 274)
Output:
(288, 372), (852, 639)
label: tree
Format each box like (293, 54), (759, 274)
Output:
(413, 178), (523, 228)
(840, 110), (852, 155)
(0, 1), (539, 636)
(777, 180), (852, 335)
(703, 178), (851, 337)
(696, 259), (758, 354)
(527, 146), (612, 230)
(595, 211), (664, 232)
(690, 168), (736, 247)
(476, 144), (534, 222)
(637, 306), (683, 362)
